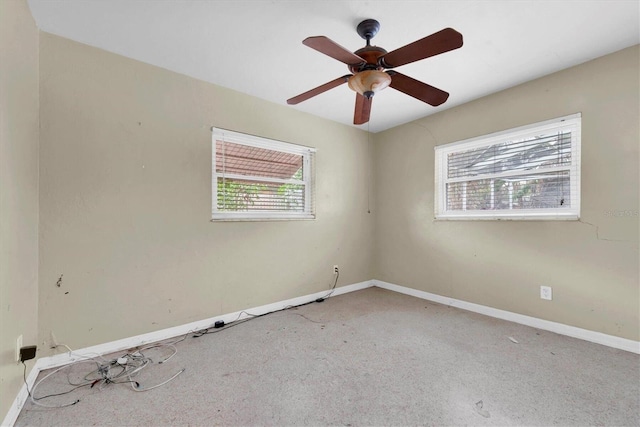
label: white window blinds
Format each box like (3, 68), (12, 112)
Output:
(435, 114), (581, 220)
(212, 128), (316, 221)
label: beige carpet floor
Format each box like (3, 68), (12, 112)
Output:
(15, 287), (640, 426)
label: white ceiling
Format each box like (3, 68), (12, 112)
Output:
(28, 0), (639, 133)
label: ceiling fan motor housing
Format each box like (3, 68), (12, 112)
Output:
(348, 44), (390, 99)
(349, 46), (387, 73)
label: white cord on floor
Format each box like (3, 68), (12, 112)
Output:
(129, 368), (185, 392)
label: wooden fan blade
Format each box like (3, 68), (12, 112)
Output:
(354, 93), (372, 125)
(303, 36), (366, 66)
(380, 28), (463, 69)
(388, 71), (449, 106)
(287, 75), (351, 105)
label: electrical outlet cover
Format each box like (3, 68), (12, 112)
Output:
(16, 335), (23, 362)
(540, 286), (553, 300)
(49, 331), (59, 349)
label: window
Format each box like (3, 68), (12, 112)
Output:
(212, 128), (316, 221)
(435, 114), (581, 220)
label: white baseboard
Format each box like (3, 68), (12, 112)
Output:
(1, 361), (40, 427)
(1, 280), (373, 427)
(38, 279), (373, 371)
(372, 279), (640, 354)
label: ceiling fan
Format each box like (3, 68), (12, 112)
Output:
(287, 19), (463, 125)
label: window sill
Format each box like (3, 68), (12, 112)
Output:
(211, 213), (316, 222)
(435, 212), (580, 221)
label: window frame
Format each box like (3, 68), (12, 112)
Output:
(434, 113), (581, 221)
(211, 128), (316, 221)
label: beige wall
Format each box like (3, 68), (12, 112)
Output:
(38, 33), (374, 353)
(373, 45), (639, 340)
(0, 0), (40, 419)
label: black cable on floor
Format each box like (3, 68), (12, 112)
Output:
(193, 269), (339, 337)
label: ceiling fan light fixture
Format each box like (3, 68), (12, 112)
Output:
(348, 70), (391, 98)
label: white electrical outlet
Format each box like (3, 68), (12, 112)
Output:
(540, 286), (553, 300)
(50, 331), (59, 349)
(333, 265), (339, 274)
(16, 335), (23, 362)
